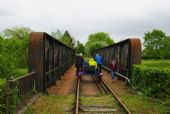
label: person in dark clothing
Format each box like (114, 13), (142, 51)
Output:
(95, 54), (102, 74)
(75, 53), (84, 76)
(109, 59), (117, 82)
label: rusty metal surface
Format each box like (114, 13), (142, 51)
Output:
(28, 32), (45, 92)
(29, 32), (75, 92)
(92, 38), (141, 79)
(130, 39), (141, 64)
(75, 79), (80, 114)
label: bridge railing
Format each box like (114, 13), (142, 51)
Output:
(29, 32), (75, 92)
(45, 60), (73, 87)
(3, 72), (36, 114)
(8, 72), (36, 98)
(92, 38), (141, 79)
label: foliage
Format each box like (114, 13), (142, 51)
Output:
(15, 69), (28, 78)
(1, 27), (32, 68)
(143, 29), (170, 59)
(0, 79), (19, 113)
(0, 79), (6, 113)
(161, 36), (170, 59)
(59, 31), (76, 48)
(1, 27), (32, 39)
(131, 65), (170, 98)
(0, 37), (16, 79)
(85, 32), (114, 55)
(50, 29), (63, 39)
(75, 40), (85, 55)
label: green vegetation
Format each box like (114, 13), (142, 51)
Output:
(51, 30), (76, 48)
(0, 27), (32, 79)
(0, 79), (19, 114)
(0, 79), (6, 113)
(85, 32), (114, 55)
(130, 60), (170, 113)
(15, 69), (28, 78)
(142, 59), (170, 70)
(132, 65), (170, 98)
(143, 29), (170, 59)
(75, 40), (85, 55)
(121, 94), (170, 114)
(24, 94), (74, 114)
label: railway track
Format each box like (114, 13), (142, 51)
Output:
(74, 76), (131, 114)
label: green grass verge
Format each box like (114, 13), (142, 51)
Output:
(121, 93), (170, 114)
(142, 59), (170, 70)
(24, 94), (74, 114)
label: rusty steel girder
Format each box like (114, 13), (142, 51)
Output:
(28, 32), (75, 92)
(92, 38), (141, 79)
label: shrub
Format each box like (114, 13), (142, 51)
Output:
(0, 79), (19, 113)
(0, 79), (7, 113)
(131, 65), (170, 99)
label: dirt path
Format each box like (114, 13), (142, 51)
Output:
(47, 65), (77, 95)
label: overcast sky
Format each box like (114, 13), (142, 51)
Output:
(0, 0), (170, 44)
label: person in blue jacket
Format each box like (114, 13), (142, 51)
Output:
(95, 54), (102, 74)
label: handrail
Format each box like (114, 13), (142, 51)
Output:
(102, 65), (130, 84)
(8, 72), (36, 82)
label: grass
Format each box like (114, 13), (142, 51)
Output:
(14, 68), (28, 78)
(24, 94), (74, 114)
(120, 93), (170, 114)
(142, 59), (170, 70)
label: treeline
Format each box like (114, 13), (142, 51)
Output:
(51, 30), (114, 55)
(143, 29), (170, 59)
(1, 27), (170, 79)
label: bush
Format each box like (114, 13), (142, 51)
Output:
(131, 65), (170, 99)
(0, 54), (16, 79)
(0, 79), (19, 113)
(0, 79), (7, 113)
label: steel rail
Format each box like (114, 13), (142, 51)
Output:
(75, 78), (80, 114)
(93, 77), (105, 94)
(101, 79), (132, 114)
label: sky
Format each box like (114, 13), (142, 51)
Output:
(0, 0), (170, 44)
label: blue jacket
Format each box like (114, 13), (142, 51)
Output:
(95, 55), (102, 64)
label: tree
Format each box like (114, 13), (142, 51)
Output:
(75, 41), (85, 55)
(1, 27), (32, 68)
(59, 31), (76, 48)
(1, 27), (32, 39)
(50, 29), (62, 39)
(85, 32), (114, 55)
(161, 36), (170, 59)
(143, 29), (166, 59)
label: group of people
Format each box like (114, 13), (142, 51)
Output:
(75, 53), (117, 82)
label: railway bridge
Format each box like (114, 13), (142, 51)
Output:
(8, 32), (141, 113)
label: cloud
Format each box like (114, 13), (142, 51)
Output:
(0, 0), (170, 44)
